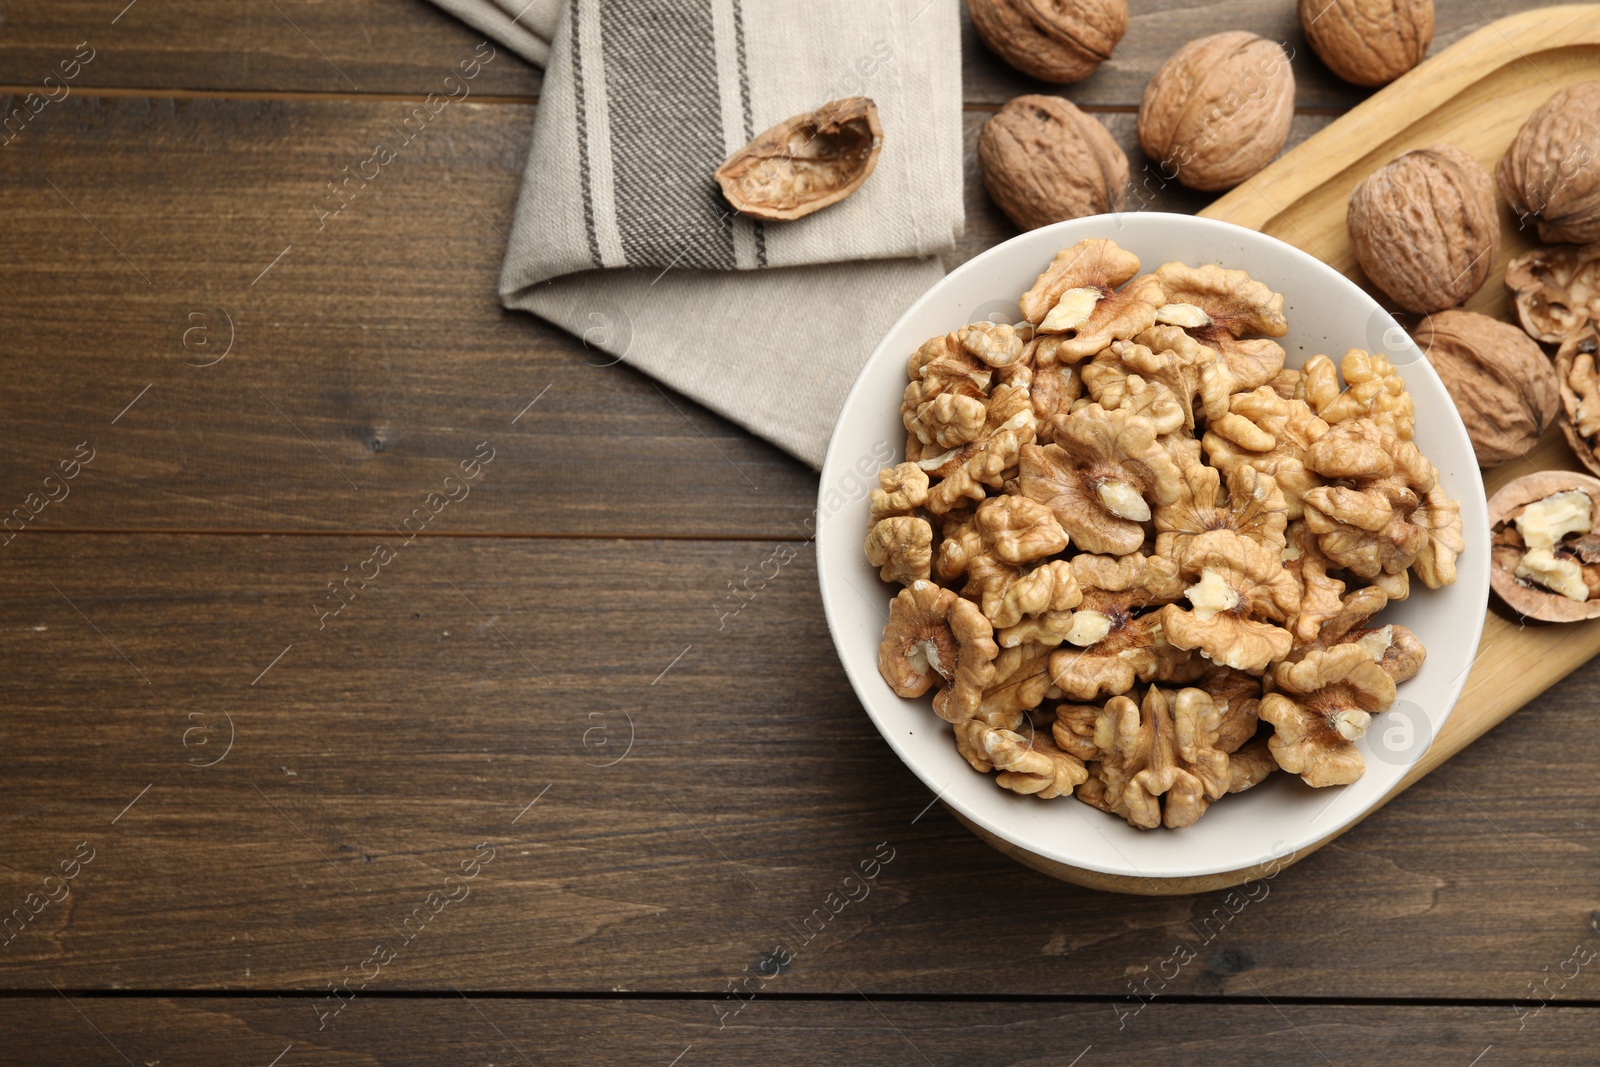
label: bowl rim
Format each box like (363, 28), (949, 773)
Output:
(816, 211), (1491, 880)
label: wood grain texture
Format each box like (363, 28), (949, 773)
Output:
(0, 96), (1325, 539)
(1, 534), (1598, 998)
(0, 0), (1537, 111)
(4, 997), (1597, 1065)
(0, 0), (542, 97)
(0, 94), (816, 539)
(0, 0), (1593, 1039)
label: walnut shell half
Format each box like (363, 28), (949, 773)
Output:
(1137, 31), (1295, 193)
(1497, 81), (1600, 245)
(1506, 242), (1600, 345)
(1413, 309), (1560, 469)
(1555, 329), (1600, 479)
(1298, 0), (1433, 88)
(979, 95), (1129, 232)
(1488, 471), (1600, 622)
(714, 97), (882, 222)
(968, 0), (1128, 84)
(1346, 143), (1498, 314)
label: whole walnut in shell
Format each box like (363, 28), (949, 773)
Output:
(1137, 32), (1295, 192)
(1346, 144), (1499, 314)
(1497, 81), (1600, 245)
(968, 0), (1128, 84)
(979, 96), (1129, 232)
(1297, 0), (1433, 87)
(1413, 309), (1560, 469)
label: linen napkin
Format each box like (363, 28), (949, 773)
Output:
(425, 0), (964, 467)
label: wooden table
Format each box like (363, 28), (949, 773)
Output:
(2, 2), (1597, 1062)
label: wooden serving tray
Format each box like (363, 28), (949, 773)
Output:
(991, 4), (1600, 895)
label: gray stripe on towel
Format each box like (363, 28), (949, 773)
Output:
(599, 0), (735, 270)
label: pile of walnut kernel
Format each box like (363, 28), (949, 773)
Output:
(866, 238), (1465, 830)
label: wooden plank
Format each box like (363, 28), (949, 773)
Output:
(0, 94), (1322, 538)
(2, 997), (1597, 1064)
(0, 0), (1545, 110)
(959, 0), (1543, 108)
(0, 93), (818, 539)
(1, 532), (1599, 997)
(0, 0), (541, 97)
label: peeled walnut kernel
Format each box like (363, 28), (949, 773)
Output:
(956, 719), (1088, 798)
(1021, 240), (1165, 360)
(1497, 81), (1600, 245)
(1152, 262), (1290, 391)
(878, 581), (964, 698)
(1516, 489), (1593, 549)
(1018, 406), (1182, 556)
(1186, 568), (1241, 616)
(714, 97), (882, 221)
(865, 516), (933, 586)
(1298, 0), (1433, 87)
(1347, 144), (1498, 314)
(1413, 309), (1560, 469)
(864, 235), (1465, 827)
(968, 0), (1127, 84)
(980, 95), (1129, 231)
(1158, 531), (1299, 672)
(1137, 32), (1295, 192)
(1070, 686), (1233, 829)
(1516, 548), (1588, 601)
(1259, 642), (1396, 787)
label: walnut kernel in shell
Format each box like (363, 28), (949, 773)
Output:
(1555, 329), (1600, 479)
(979, 95), (1129, 232)
(1488, 472), (1600, 622)
(1346, 143), (1499, 314)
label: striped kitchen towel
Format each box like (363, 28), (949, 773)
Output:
(425, 0), (964, 467)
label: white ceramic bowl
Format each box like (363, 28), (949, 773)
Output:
(816, 213), (1490, 884)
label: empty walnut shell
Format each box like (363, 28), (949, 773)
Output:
(1555, 328), (1600, 478)
(979, 95), (1129, 231)
(1413, 309), (1560, 469)
(968, 0), (1128, 84)
(1346, 144), (1499, 314)
(714, 97), (883, 222)
(1297, 0), (1434, 88)
(1488, 471), (1600, 622)
(1497, 81), (1600, 245)
(1506, 242), (1600, 345)
(1137, 32), (1295, 192)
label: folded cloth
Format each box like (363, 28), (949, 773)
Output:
(425, 0), (963, 467)
(426, 0), (559, 66)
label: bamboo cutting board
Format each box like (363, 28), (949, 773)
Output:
(983, 4), (1600, 895)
